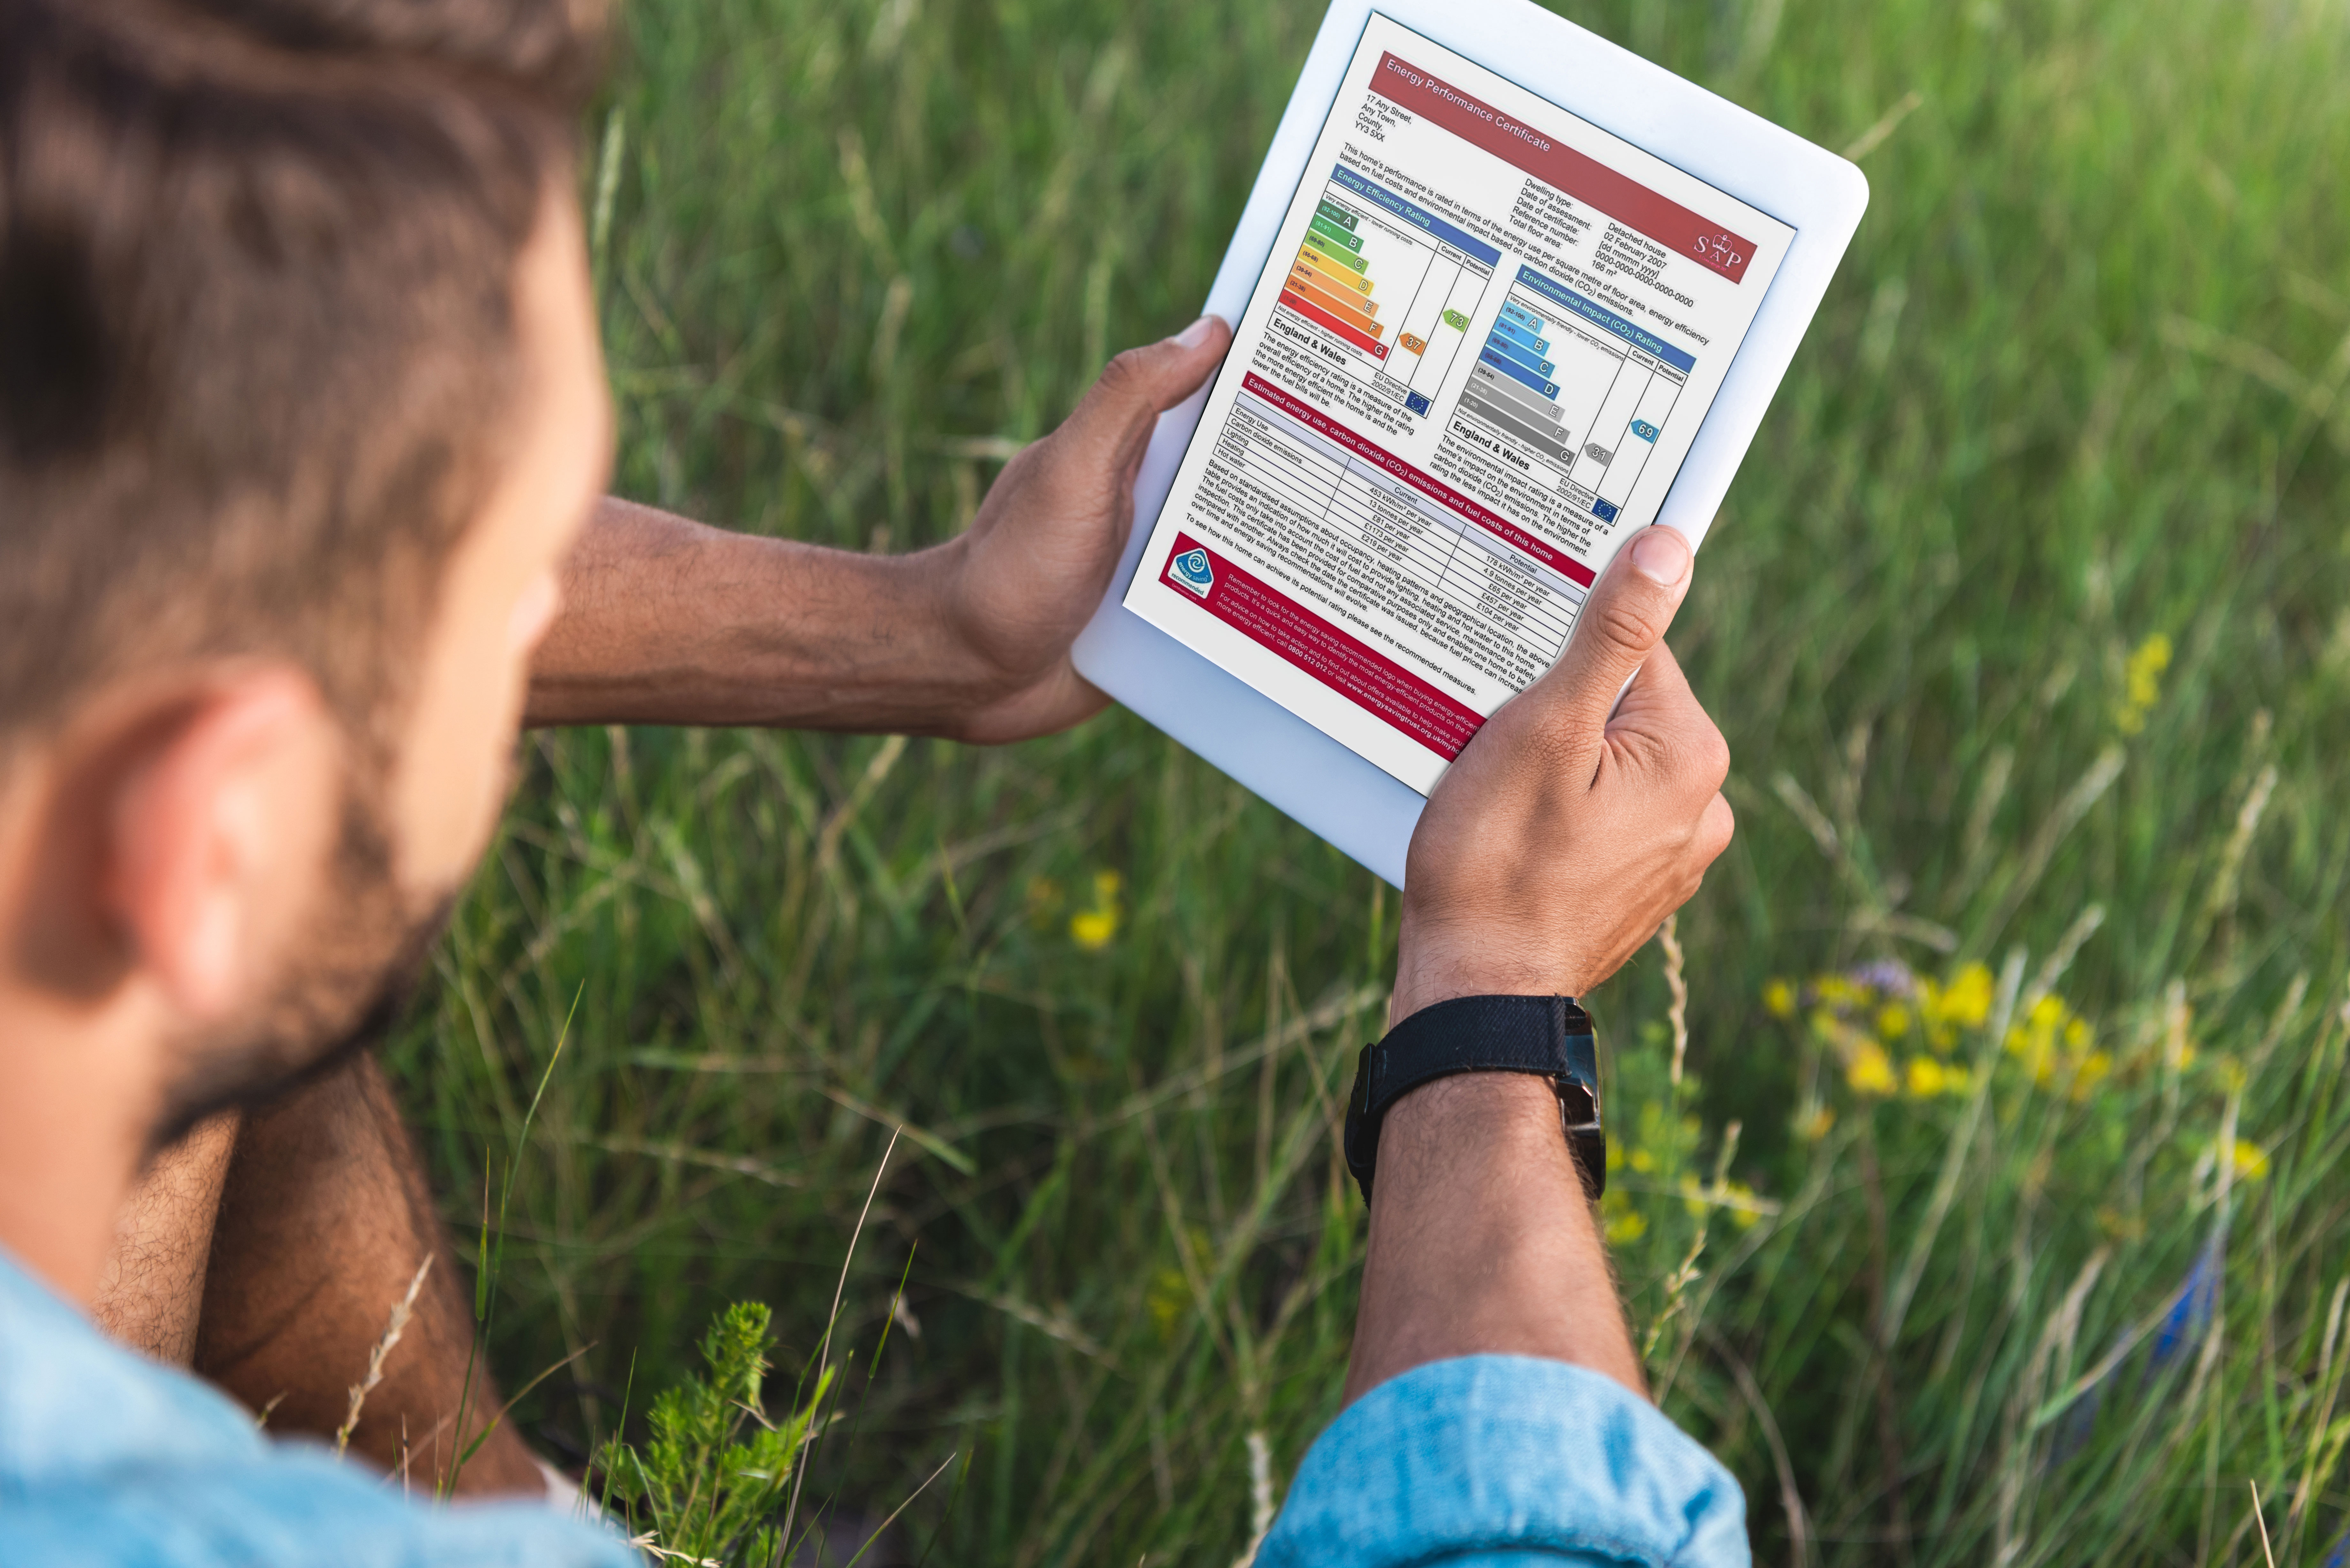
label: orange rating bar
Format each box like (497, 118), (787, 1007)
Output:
(1399, 332), (1428, 354)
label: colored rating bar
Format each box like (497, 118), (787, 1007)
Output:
(1315, 199), (1359, 232)
(1280, 287), (1388, 358)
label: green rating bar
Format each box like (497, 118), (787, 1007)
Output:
(1314, 199), (1358, 232)
(1308, 214), (1363, 252)
(1301, 230), (1369, 273)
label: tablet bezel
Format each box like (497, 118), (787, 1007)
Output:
(1070, 0), (1868, 887)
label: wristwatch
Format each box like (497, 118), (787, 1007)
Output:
(1343, 994), (1604, 1203)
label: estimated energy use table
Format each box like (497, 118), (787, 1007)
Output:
(1196, 379), (1588, 697)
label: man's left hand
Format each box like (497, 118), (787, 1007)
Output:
(524, 318), (1230, 740)
(933, 315), (1231, 742)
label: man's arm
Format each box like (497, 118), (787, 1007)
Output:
(1262, 526), (1750, 1567)
(1346, 523), (1729, 1404)
(92, 318), (1230, 1494)
(192, 1053), (545, 1496)
(92, 1113), (239, 1365)
(525, 317), (1230, 743)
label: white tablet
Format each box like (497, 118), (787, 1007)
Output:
(1071, 0), (1867, 886)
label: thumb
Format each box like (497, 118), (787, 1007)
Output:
(1520, 525), (1694, 743)
(1055, 315), (1233, 471)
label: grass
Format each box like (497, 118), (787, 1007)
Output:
(381, 0), (2350, 1560)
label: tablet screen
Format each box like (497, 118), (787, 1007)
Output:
(1124, 13), (1796, 795)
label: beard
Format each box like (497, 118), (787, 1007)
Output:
(147, 781), (459, 1155)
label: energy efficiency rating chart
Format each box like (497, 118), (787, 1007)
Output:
(1126, 19), (1799, 794)
(1274, 167), (1498, 418)
(1454, 267), (1691, 523)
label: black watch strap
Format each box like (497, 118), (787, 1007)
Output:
(1344, 994), (1603, 1204)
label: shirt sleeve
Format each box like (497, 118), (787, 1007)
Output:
(0, 1449), (642, 1568)
(1254, 1354), (1748, 1568)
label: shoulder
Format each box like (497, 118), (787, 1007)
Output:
(0, 1251), (633, 1568)
(0, 1448), (636, 1568)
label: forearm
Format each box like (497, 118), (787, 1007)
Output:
(524, 497), (994, 734)
(193, 1055), (541, 1496)
(1343, 1072), (1642, 1405)
(91, 1112), (241, 1364)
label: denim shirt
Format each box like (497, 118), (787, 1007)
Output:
(1258, 1356), (1750, 1566)
(1, 1247), (1745, 1565)
(0, 1247), (632, 1566)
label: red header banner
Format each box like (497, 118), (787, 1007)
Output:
(1371, 52), (1756, 283)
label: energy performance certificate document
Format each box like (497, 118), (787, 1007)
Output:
(1126, 14), (1796, 793)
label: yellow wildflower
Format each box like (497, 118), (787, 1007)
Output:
(1627, 1147), (1658, 1174)
(1906, 1055), (1949, 1098)
(1678, 1176), (1764, 1230)
(1847, 1042), (1896, 1096)
(1604, 1206), (1648, 1245)
(1762, 979), (1797, 1019)
(1797, 1104), (1837, 1142)
(2068, 1050), (2112, 1102)
(1877, 1003), (1914, 1040)
(2006, 994), (2074, 1085)
(2116, 633), (2172, 735)
(1920, 963), (1996, 1033)
(2225, 1138), (2270, 1182)
(1068, 869), (1123, 950)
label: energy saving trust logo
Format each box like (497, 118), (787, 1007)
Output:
(1171, 547), (1216, 598)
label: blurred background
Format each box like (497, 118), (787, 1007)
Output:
(385, 0), (2350, 1561)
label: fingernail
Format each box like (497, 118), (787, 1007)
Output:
(1173, 315), (1218, 349)
(1628, 526), (1691, 586)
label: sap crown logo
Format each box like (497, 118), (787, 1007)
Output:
(1172, 547), (1215, 598)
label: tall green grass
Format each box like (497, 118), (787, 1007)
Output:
(384, 0), (2350, 1560)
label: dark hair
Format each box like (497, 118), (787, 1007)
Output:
(0, 0), (602, 761)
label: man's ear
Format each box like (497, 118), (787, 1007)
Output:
(89, 669), (344, 1022)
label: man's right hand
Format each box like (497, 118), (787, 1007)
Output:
(1343, 525), (1732, 1407)
(1392, 524), (1732, 1024)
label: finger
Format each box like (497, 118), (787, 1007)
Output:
(1599, 641), (1731, 805)
(1697, 790), (1736, 862)
(1508, 525), (1694, 753)
(1054, 315), (1233, 477)
(1604, 635), (1695, 735)
(1606, 640), (1725, 773)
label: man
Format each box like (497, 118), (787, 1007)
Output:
(0, 0), (1742, 1562)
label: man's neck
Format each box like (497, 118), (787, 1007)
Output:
(0, 992), (156, 1309)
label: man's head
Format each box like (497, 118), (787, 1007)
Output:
(0, 0), (611, 1296)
